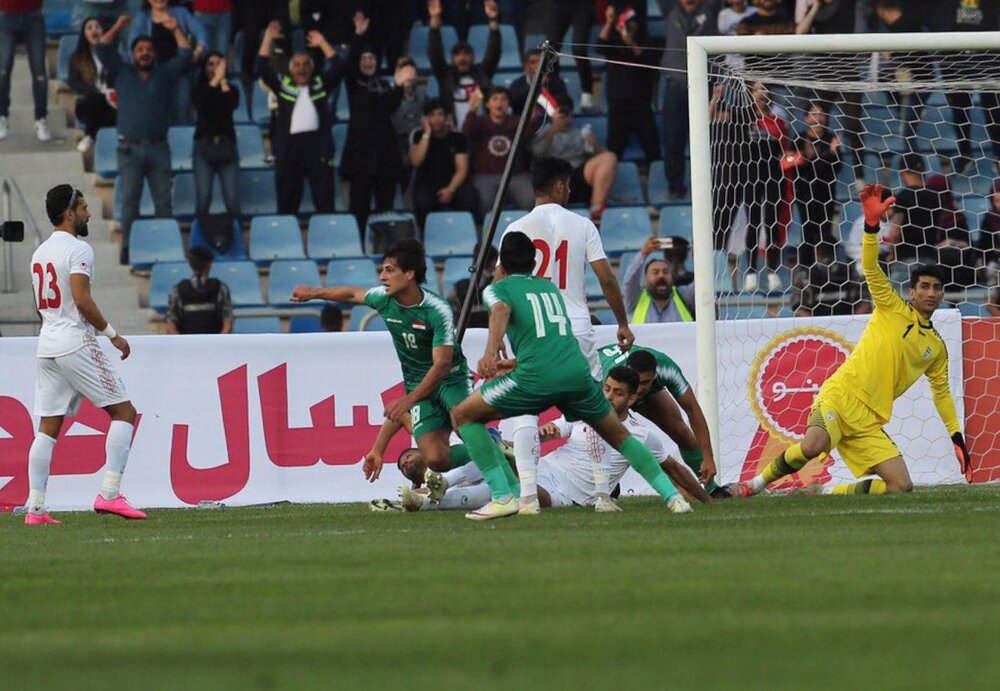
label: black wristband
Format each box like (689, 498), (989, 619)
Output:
(863, 222), (880, 234)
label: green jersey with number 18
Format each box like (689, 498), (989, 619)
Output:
(364, 286), (469, 392)
(598, 344), (691, 400)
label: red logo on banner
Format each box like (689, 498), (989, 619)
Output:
(740, 328), (853, 488)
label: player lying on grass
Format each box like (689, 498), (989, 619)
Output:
(291, 239), (482, 476)
(394, 367), (713, 512)
(728, 183), (970, 498)
(598, 343), (725, 496)
(449, 231), (693, 520)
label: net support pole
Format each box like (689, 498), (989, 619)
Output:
(456, 43), (557, 342)
(686, 37), (720, 464)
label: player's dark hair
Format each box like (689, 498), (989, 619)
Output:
(45, 184), (81, 225)
(383, 238), (428, 285)
(187, 246), (214, 273)
(396, 448), (422, 488)
(531, 156), (573, 193)
(625, 349), (658, 374)
(423, 97), (447, 115)
(499, 232), (536, 275)
(486, 85), (510, 101)
(910, 263), (946, 288)
(607, 366), (640, 395)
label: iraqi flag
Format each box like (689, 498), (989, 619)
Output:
(536, 88), (559, 117)
(412, 320), (427, 331)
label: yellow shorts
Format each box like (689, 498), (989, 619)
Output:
(809, 385), (901, 478)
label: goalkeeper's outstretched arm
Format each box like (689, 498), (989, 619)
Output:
(859, 183), (904, 312)
(925, 349), (972, 477)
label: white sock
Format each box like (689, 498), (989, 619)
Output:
(441, 463), (483, 487)
(101, 420), (133, 500)
(510, 416), (540, 501)
(27, 433), (56, 513)
(438, 483), (492, 511)
(594, 467), (611, 497)
(749, 475), (768, 493)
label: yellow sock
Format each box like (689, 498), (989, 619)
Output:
(760, 443), (809, 484)
(828, 479), (887, 495)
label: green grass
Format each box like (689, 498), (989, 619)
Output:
(2, 487), (999, 690)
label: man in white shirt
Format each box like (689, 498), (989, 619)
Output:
(498, 156), (635, 514)
(25, 185), (144, 525)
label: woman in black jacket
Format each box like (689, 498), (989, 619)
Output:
(192, 51), (241, 219)
(69, 17), (118, 153)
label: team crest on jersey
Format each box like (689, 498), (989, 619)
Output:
(412, 320), (427, 331)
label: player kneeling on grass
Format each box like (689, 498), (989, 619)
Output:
(25, 185), (145, 525)
(449, 231), (693, 521)
(729, 183), (971, 499)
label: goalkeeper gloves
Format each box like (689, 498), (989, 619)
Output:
(952, 432), (971, 479)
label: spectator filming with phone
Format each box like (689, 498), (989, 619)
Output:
(623, 236), (697, 324)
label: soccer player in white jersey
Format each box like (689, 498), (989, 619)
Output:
(499, 156), (635, 514)
(24, 185), (144, 525)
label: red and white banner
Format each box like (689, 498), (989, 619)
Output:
(0, 312), (970, 511)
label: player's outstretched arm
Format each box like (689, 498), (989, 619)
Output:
(676, 388), (716, 485)
(71, 274), (130, 359)
(591, 258), (634, 351)
(859, 182), (903, 312)
(289, 285), (368, 305)
(925, 351), (971, 479)
(363, 417), (407, 482)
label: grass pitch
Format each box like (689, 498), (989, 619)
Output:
(2, 486), (999, 690)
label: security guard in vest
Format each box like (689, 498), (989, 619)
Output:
(166, 247), (234, 335)
(622, 236), (696, 324)
(256, 20), (339, 215)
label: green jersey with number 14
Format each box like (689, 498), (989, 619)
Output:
(364, 286), (469, 392)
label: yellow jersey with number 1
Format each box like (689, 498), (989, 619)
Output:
(822, 231), (960, 435)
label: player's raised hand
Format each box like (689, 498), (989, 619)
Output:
(952, 432), (972, 481)
(362, 449), (384, 482)
(859, 182), (895, 226)
(616, 323), (634, 352)
(111, 335), (131, 360)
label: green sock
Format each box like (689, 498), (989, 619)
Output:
(621, 436), (679, 502)
(497, 452), (520, 499)
(457, 423), (511, 500)
(679, 447), (719, 493)
(449, 443), (472, 469)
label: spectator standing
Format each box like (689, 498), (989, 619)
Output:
(427, 0), (501, 129)
(661, 0), (716, 200)
(737, 0), (820, 35)
(793, 102), (841, 268)
(509, 47), (567, 115)
(410, 98), (480, 227)
(791, 244), (862, 316)
(129, 0), (208, 125)
(530, 93), (618, 222)
(68, 18), (118, 153)
(0, 0), (49, 141)
(340, 12), (417, 233)
(546, 0), (597, 111)
(166, 247), (234, 334)
(623, 237), (698, 324)
(464, 86), (537, 211)
(926, 173), (977, 289)
(718, 0), (758, 34)
(193, 0), (232, 55)
(257, 20), (338, 215)
(192, 51), (240, 220)
(887, 153), (938, 264)
(391, 56), (426, 188)
(237, 0), (290, 79)
(97, 15), (192, 265)
(597, 4), (661, 166)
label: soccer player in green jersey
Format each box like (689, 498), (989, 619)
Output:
(598, 344), (723, 495)
(450, 232), (694, 521)
(290, 239), (477, 478)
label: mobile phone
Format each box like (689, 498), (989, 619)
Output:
(656, 237), (674, 250)
(1, 221), (24, 242)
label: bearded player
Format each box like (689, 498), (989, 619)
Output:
(728, 183), (970, 498)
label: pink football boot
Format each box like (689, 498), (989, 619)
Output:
(93, 494), (147, 519)
(24, 512), (60, 525)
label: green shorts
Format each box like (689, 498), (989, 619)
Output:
(410, 374), (473, 439)
(479, 368), (612, 423)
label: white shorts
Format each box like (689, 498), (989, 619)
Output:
(573, 326), (601, 380)
(536, 458), (578, 508)
(34, 340), (129, 417)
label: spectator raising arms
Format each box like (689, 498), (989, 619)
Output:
(391, 56), (426, 182)
(192, 51), (240, 220)
(509, 47), (568, 115)
(0, 0), (49, 141)
(257, 21), (338, 216)
(410, 98), (480, 227)
(464, 86), (537, 212)
(69, 17), (118, 153)
(427, 0), (501, 129)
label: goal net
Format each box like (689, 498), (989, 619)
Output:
(686, 32), (1000, 489)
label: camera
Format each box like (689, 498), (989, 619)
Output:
(1, 221), (24, 242)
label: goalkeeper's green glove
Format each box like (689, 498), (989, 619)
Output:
(952, 432), (971, 480)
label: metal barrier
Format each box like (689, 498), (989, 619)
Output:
(1, 176), (44, 293)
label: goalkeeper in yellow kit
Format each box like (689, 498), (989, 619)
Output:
(729, 183), (971, 497)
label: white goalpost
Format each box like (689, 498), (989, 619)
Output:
(686, 31), (1000, 487)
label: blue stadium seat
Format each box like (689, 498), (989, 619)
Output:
(424, 211), (477, 259)
(249, 215), (304, 265)
(524, 32), (545, 52)
(267, 259), (321, 305)
(618, 251), (638, 285)
(595, 308), (615, 325)
(235, 125), (267, 169)
(238, 170), (278, 217)
(251, 82), (272, 125)
(168, 127), (195, 172)
(409, 25), (458, 73)
(94, 128), (119, 178)
(332, 123), (348, 167)
(364, 213), (417, 253)
(468, 24), (521, 71)
(171, 173), (198, 218)
(658, 205), (693, 244)
(130, 219), (184, 270)
(189, 216), (245, 261)
(585, 267), (602, 300)
(112, 179), (156, 220)
(148, 262), (188, 313)
(607, 162), (644, 206)
(349, 308), (388, 331)
(441, 256), (474, 293)
(647, 161), (670, 207)
(233, 317), (282, 334)
(44, 1), (73, 35)
(290, 315), (323, 333)
(426, 76), (440, 99)
(600, 207), (652, 256)
(327, 258), (379, 288)
(307, 214), (363, 260)
(483, 209), (527, 235)
(57, 34), (75, 83)
(560, 71), (583, 111)
(213, 261), (264, 307)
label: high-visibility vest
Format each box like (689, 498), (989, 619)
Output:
(631, 289), (694, 323)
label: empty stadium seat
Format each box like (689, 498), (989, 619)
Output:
(235, 125), (267, 169)
(658, 205), (693, 244)
(607, 162), (644, 206)
(483, 209), (527, 235)
(213, 261), (264, 307)
(594, 308), (615, 325)
(424, 211), (477, 259)
(169, 127), (195, 172)
(189, 216), (246, 261)
(560, 71), (584, 110)
(112, 179), (156, 220)
(441, 256), (474, 293)
(364, 213), (418, 254)
(600, 207), (652, 256)
(130, 219), (185, 270)
(171, 173), (199, 218)
(618, 251), (639, 284)
(57, 34), (75, 83)
(307, 214), (363, 260)
(239, 170), (279, 217)
(233, 317), (282, 334)
(327, 258), (379, 288)
(348, 308), (389, 331)
(409, 25), (458, 73)
(585, 267), (602, 300)
(647, 161), (670, 207)
(148, 262), (188, 313)
(290, 315), (323, 333)
(268, 259), (321, 305)
(468, 24), (521, 71)
(249, 215), (305, 264)
(94, 128), (119, 178)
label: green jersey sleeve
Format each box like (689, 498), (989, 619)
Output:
(424, 292), (458, 348)
(482, 283), (509, 310)
(364, 286), (390, 312)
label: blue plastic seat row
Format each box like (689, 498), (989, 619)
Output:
(97, 126), (266, 178)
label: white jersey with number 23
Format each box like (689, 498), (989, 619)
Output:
(30, 231), (97, 358)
